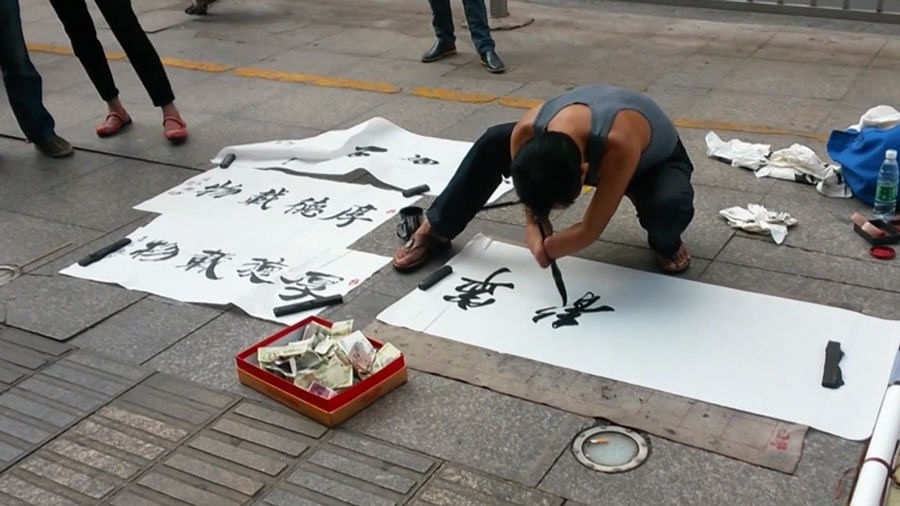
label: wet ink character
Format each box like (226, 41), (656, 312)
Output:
(237, 257), (288, 284)
(242, 187), (288, 210)
(443, 267), (514, 310)
(285, 197), (330, 218)
(129, 240), (180, 261)
(321, 204), (377, 228)
(405, 154), (439, 165)
(278, 271), (344, 301)
(195, 179), (243, 199)
(347, 145), (387, 157)
(178, 249), (234, 280)
(532, 291), (614, 328)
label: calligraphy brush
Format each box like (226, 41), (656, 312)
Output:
(538, 220), (567, 306)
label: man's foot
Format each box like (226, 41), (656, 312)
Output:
(33, 135), (73, 158)
(480, 49), (505, 73)
(421, 40), (456, 63)
(96, 111), (132, 137)
(391, 233), (450, 273)
(185, 0), (217, 15)
(656, 243), (691, 273)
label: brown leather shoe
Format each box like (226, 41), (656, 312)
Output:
(391, 233), (450, 273)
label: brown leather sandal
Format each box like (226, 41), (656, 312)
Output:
(655, 243), (692, 274)
(391, 233), (450, 273)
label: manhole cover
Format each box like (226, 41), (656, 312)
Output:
(572, 425), (649, 473)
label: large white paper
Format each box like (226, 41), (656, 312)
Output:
(135, 168), (414, 242)
(208, 117), (514, 203)
(377, 234), (900, 440)
(61, 215), (388, 325)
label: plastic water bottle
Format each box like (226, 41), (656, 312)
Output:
(874, 149), (899, 219)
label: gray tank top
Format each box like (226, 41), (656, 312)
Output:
(532, 84), (678, 185)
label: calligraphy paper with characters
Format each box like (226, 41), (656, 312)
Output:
(377, 234), (900, 440)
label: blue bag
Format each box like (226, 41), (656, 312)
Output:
(826, 123), (900, 206)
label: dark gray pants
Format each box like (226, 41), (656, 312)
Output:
(426, 122), (695, 256)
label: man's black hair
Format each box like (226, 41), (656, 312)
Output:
(510, 131), (583, 220)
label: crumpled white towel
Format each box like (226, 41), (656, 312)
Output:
(848, 105), (900, 131)
(719, 204), (798, 245)
(705, 131), (770, 170)
(705, 131), (852, 199)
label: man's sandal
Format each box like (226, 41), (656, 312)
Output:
(96, 111), (132, 138)
(656, 244), (691, 274)
(391, 233), (450, 273)
(163, 116), (188, 144)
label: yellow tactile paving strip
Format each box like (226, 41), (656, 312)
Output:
(28, 42), (829, 142)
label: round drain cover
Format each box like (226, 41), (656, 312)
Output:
(572, 425), (649, 473)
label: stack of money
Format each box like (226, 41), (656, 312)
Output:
(255, 319), (402, 399)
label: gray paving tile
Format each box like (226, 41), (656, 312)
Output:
(0, 274), (144, 341)
(334, 95), (485, 137)
(71, 297), (221, 365)
(344, 371), (591, 486)
(171, 37), (288, 66)
(251, 47), (370, 76)
(31, 216), (154, 276)
(686, 90), (833, 132)
(285, 466), (398, 506)
(136, 472), (242, 506)
(717, 235), (900, 294)
(438, 104), (523, 142)
(18, 454), (118, 499)
(416, 463), (562, 506)
(700, 261), (900, 319)
(753, 31), (885, 66)
(310, 27), (415, 57)
(0, 474), (80, 506)
(147, 310), (283, 394)
(70, 419), (167, 461)
(210, 416), (312, 456)
(0, 327), (67, 392)
(322, 290), (398, 329)
(163, 452), (264, 495)
(233, 401), (327, 438)
(0, 392), (79, 428)
(642, 84), (709, 120)
(538, 430), (859, 506)
(653, 54), (744, 90)
(0, 138), (115, 210)
(0, 326), (71, 356)
(329, 430), (436, 473)
(715, 59), (860, 100)
(229, 85), (391, 131)
(187, 435), (287, 476)
(0, 210), (100, 269)
(841, 67), (900, 108)
(44, 439), (141, 479)
(13, 158), (197, 232)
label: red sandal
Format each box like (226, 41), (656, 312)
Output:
(95, 111), (132, 138)
(163, 115), (188, 144)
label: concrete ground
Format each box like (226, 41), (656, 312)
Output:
(2, 0), (900, 503)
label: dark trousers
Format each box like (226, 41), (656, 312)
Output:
(428, 0), (495, 54)
(0, 0), (56, 142)
(426, 123), (695, 257)
(48, 0), (175, 107)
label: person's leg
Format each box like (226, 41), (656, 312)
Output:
(392, 122), (515, 271)
(0, 0), (55, 143)
(627, 139), (695, 271)
(48, 0), (119, 102)
(461, 0), (504, 73)
(94, 0), (175, 108)
(422, 0), (457, 62)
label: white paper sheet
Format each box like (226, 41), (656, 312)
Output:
(208, 117), (514, 203)
(377, 234), (900, 440)
(61, 215), (388, 325)
(135, 168), (414, 242)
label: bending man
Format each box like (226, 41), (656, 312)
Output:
(391, 83), (695, 273)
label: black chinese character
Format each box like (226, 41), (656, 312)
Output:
(279, 271), (344, 301)
(285, 197), (330, 218)
(443, 267), (514, 310)
(196, 179), (243, 198)
(129, 240), (180, 262)
(347, 145), (387, 157)
(532, 291), (614, 328)
(179, 249), (234, 280)
(242, 188), (288, 210)
(405, 154), (439, 165)
(237, 257), (288, 284)
(321, 204), (376, 228)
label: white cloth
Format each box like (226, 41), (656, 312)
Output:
(705, 131), (851, 199)
(705, 131), (770, 170)
(719, 204), (798, 245)
(848, 105), (900, 132)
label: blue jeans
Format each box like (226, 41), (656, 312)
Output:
(0, 0), (56, 142)
(428, 0), (495, 54)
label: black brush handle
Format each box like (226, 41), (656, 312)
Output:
(273, 294), (343, 317)
(418, 265), (453, 291)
